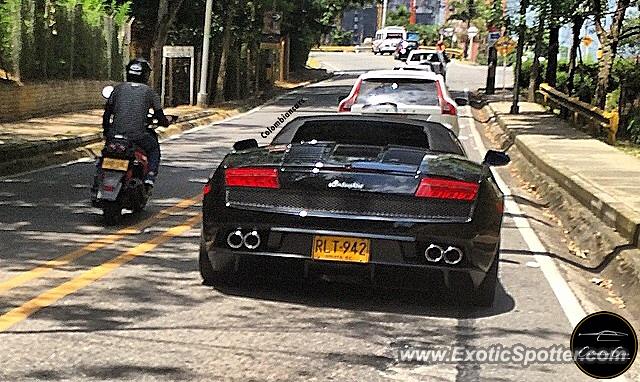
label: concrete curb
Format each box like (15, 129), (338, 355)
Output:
(486, 103), (640, 247)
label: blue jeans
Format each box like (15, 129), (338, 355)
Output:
(133, 132), (160, 181)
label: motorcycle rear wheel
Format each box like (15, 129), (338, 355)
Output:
(103, 201), (122, 225)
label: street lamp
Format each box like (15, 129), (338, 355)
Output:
(197, 0), (214, 106)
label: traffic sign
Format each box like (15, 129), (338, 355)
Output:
(495, 36), (516, 56)
(487, 32), (501, 47)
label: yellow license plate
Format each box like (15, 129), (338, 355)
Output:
(102, 158), (129, 171)
(312, 235), (370, 263)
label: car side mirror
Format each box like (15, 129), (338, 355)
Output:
(455, 97), (469, 106)
(483, 150), (510, 167)
(233, 139), (258, 151)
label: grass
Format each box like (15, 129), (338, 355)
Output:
(614, 140), (640, 158)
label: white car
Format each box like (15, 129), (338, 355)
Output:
(404, 49), (449, 79)
(372, 26), (406, 55)
(337, 70), (464, 135)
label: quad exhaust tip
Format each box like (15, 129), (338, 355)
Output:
(227, 229), (261, 250)
(443, 246), (463, 265)
(226, 230), (244, 249)
(425, 244), (464, 265)
(243, 230), (261, 249)
(425, 244), (444, 262)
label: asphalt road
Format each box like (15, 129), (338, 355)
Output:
(0, 52), (634, 382)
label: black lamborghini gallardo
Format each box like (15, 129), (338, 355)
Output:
(200, 115), (510, 306)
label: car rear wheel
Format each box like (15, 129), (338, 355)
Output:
(103, 201), (122, 226)
(473, 254), (499, 307)
(199, 240), (236, 286)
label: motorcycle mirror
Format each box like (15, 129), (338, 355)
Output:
(102, 85), (114, 99)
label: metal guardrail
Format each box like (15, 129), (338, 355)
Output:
(310, 46), (356, 52)
(310, 45), (464, 59)
(537, 83), (619, 144)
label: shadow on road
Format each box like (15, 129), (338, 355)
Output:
(210, 262), (515, 320)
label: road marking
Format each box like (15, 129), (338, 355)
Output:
(0, 213), (202, 333)
(460, 105), (587, 328)
(0, 195), (200, 295)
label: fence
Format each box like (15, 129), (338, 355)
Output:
(536, 83), (619, 144)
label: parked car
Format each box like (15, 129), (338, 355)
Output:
(199, 114), (510, 306)
(337, 70), (463, 135)
(372, 26), (406, 55)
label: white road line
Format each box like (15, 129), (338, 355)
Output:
(459, 105), (588, 328)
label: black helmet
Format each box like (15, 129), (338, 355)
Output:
(126, 58), (151, 83)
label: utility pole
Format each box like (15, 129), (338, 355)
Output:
(196, 0), (213, 107)
(382, 0), (388, 28)
(510, 0), (528, 114)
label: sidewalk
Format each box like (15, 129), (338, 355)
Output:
(0, 105), (237, 176)
(487, 101), (640, 247)
(0, 68), (332, 177)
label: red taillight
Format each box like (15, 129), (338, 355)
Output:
(436, 82), (457, 115)
(415, 177), (479, 201)
(225, 167), (280, 189)
(338, 78), (362, 112)
(203, 183), (212, 196)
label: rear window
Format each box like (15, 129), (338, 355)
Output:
(286, 121), (430, 149)
(410, 52), (441, 62)
(386, 32), (403, 39)
(355, 78), (439, 106)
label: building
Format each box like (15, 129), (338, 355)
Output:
(341, 5), (378, 44)
(388, 0), (441, 25)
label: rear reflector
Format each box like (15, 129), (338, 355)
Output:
(225, 167), (280, 189)
(415, 177), (479, 201)
(203, 183), (212, 196)
(338, 78), (362, 112)
(436, 82), (457, 115)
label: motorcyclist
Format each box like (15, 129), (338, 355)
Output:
(102, 58), (170, 187)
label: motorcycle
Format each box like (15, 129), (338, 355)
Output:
(91, 85), (177, 225)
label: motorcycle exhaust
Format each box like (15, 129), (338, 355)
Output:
(443, 246), (463, 265)
(425, 244), (444, 262)
(243, 230), (261, 250)
(226, 230), (244, 249)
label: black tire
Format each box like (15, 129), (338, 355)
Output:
(103, 201), (122, 225)
(199, 240), (236, 286)
(473, 255), (499, 307)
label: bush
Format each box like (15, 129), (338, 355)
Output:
(330, 29), (353, 46)
(0, 0), (129, 82)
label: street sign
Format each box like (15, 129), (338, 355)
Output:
(262, 11), (282, 35)
(495, 36), (516, 56)
(467, 25), (479, 40)
(487, 32), (501, 47)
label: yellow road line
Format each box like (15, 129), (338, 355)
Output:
(0, 195), (201, 295)
(0, 213), (202, 332)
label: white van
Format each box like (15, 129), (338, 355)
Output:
(372, 26), (406, 55)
